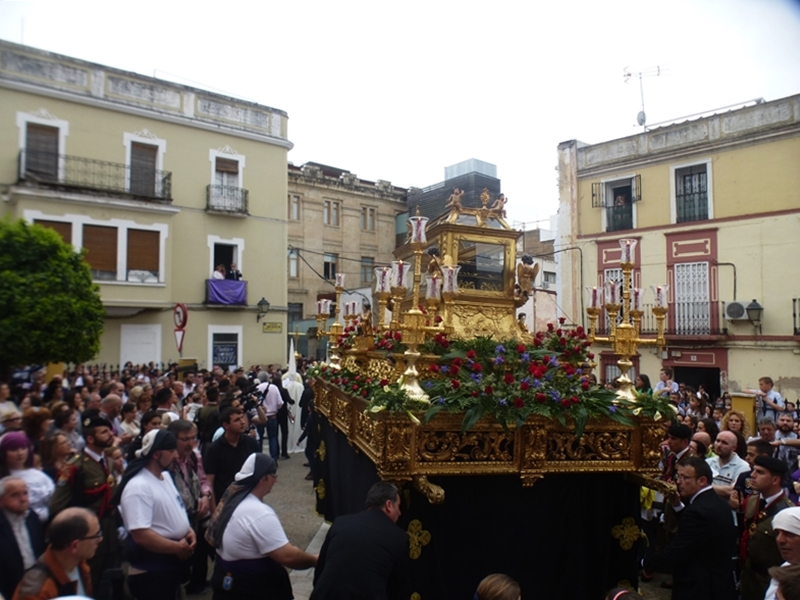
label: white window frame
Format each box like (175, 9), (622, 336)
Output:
(289, 195), (301, 220)
(670, 158), (713, 224)
(23, 209), (168, 284)
(599, 173), (638, 232)
(17, 110), (70, 181)
(207, 235), (245, 278)
(289, 249), (299, 278)
(208, 325), (243, 371)
(208, 147), (245, 189)
(123, 130), (167, 194)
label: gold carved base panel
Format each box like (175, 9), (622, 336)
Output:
(313, 380), (662, 494)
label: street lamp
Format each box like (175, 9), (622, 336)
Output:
(746, 299), (763, 331)
(256, 297), (271, 323)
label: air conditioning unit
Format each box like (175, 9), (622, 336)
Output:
(724, 301), (749, 321)
(540, 281), (550, 290)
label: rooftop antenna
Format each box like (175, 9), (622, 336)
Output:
(623, 65), (668, 131)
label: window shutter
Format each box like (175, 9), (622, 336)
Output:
(35, 220), (72, 244)
(632, 174), (642, 203)
(215, 158), (239, 173)
(25, 124), (59, 180)
(127, 229), (160, 272)
(130, 143), (157, 196)
(83, 225), (118, 274)
(592, 182), (604, 208)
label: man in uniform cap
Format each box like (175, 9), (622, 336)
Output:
(765, 506), (800, 600)
(48, 412), (119, 600)
(740, 455), (795, 600)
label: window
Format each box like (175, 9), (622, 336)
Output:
(543, 271), (557, 284)
(130, 142), (158, 197)
(592, 175), (640, 232)
(289, 195), (300, 220)
(323, 200), (340, 226)
(35, 219), (72, 244)
(323, 253), (338, 280)
(289, 249), (299, 278)
(207, 235), (244, 280)
(208, 325), (242, 371)
(83, 224), (118, 280)
(25, 124), (59, 181)
(674, 262), (710, 335)
(675, 164), (708, 223)
(360, 257), (374, 284)
(361, 206), (376, 231)
(126, 229), (160, 282)
(605, 184), (633, 232)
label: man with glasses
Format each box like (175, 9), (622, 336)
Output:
(168, 420), (213, 594)
(642, 455), (738, 599)
(12, 507), (100, 600)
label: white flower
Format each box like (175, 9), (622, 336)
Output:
(633, 407), (642, 416)
(407, 410), (421, 425)
(654, 411), (662, 421)
(369, 405), (385, 413)
(668, 403), (679, 413)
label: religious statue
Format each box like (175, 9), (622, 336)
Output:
(427, 247), (443, 278)
(359, 301), (374, 337)
(516, 255), (539, 295)
(445, 187), (464, 210)
(490, 193), (508, 218)
(517, 312), (529, 334)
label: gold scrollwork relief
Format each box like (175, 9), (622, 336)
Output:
(386, 424), (412, 465)
(315, 478), (326, 500)
(417, 431), (513, 462)
(611, 517), (645, 551)
(522, 426), (547, 467)
(412, 475), (445, 504)
(316, 440), (327, 462)
(547, 431), (631, 461)
(407, 519), (431, 559)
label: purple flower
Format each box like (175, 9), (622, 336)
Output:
(440, 365), (449, 374)
(470, 373), (483, 384)
(424, 381), (433, 389)
(609, 405), (617, 413)
(495, 344), (506, 354)
(499, 398), (507, 406)
(521, 352), (530, 362)
(550, 390), (561, 403)
(493, 356), (505, 365)
(436, 397), (445, 405)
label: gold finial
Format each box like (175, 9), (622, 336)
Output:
(480, 188), (490, 207)
(415, 205), (421, 217)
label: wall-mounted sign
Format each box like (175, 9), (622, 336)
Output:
(262, 322), (282, 333)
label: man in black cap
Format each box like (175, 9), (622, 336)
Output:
(661, 423), (692, 483)
(740, 455), (795, 600)
(48, 411), (119, 599)
(207, 453), (317, 600)
(116, 429), (195, 600)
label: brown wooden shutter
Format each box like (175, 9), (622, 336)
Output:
(25, 124), (59, 180)
(130, 143), (157, 196)
(83, 225), (117, 275)
(215, 158), (239, 173)
(35, 220), (72, 244)
(126, 229), (160, 272)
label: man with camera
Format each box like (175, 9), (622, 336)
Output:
(203, 407), (262, 507)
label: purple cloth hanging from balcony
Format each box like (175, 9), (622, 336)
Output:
(207, 279), (247, 305)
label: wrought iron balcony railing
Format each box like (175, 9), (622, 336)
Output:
(594, 301), (727, 337)
(206, 185), (249, 214)
(18, 150), (172, 201)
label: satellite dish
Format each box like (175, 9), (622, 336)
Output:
(637, 111), (647, 126)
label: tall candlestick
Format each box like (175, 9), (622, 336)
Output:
(442, 266), (461, 294)
(426, 275), (442, 300)
(335, 273), (345, 288)
(391, 261), (408, 288)
(632, 288), (644, 311)
(408, 215), (429, 244)
(619, 238), (638, 264)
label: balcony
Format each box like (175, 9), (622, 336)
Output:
(18, 150), (172, 202)
(206, 185), (249, 215)
(206, 279), (247, 306)
(594, 301), (727, 337)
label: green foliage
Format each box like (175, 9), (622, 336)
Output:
(0, 218), (104, 367)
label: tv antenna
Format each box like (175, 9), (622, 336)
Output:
(623, 65), (668, 131)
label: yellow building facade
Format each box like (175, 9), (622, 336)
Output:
(0, 40), (291, 370)
(557, 94), (800, 400)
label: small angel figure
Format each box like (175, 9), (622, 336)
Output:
(445, 187), (464, 210)
(490, 193), (507, 218)
(516, 255), (539, 295)
(517, 312), (529, 334)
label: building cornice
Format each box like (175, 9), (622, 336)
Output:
(6, 185), (181, 215)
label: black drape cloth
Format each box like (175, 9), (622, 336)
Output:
(314, 414), (641, 600)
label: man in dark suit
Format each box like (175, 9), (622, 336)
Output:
(310, 481), (412, 600)
(0, 477), (46, 600)
(643, 454), (738, 600)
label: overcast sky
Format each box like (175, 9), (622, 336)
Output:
(2, 0), (799, 228)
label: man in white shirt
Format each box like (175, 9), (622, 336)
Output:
(207, 453), (316, 600)
(256, 372), (283, 459)
(116, 429), (195, 600)
(706, 430), (750, 499)
(653, 368), (679, 398)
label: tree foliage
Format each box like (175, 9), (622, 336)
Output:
(0, 218), (104, 367)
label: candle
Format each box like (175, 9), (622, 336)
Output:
(352, 301), (358, 315)
(408, 215), (429, 244)
(586, 286), (601, 309)
(391, 261), (407, 288)
(335, 273), (345, 288)
(317, 300), (322, 315)
(632, 288), (643, 311)
(650, 285), (669, 308)
(618, 238), (638, 264)
(345, 302), (350, 316)
(442, 266), (461, 293)
(604, 279), (618, 304)
(322, 299), (331, 314)
(426, 275), (442, 299)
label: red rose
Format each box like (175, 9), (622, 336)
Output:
(587, 352), (595, 359)
(576, 326), (584, 334)
(450, 379), (460, 389)
(581, 381), (590, 391)
(561, 399), (571, 408)
(362, 389), (368, 397)
(471, 390), (479, 397)
(379, 379), (389, 386)
(485, 386), (494, 395)
(394, 332), (402, 341)
(536, 393), (546, 403)
(466, 349), (477, 359)
(450, 365), (460, 376)
(472, 363), (482, 373)
(429, 364), (440, 373)
(570, 396), (579, 405)
(355, 375), (361, 381)
(520, 381), (530, 391)
(563, 365), (575, 376)
(556, 329), (563, 336)
(517, 344), (526, 353)
(513, 398), (525, 409)
(366, 378), (372, 384)
(441, 340), (450, 349)
(547, 323), (554, 331)
(533, 339), (542, 347)
(452, 358), (463, 366)
(504, 373), (515, 385)
(435, 315), (443, 323)
(342, 378), (349, 385)
(559, 317), (566, 324)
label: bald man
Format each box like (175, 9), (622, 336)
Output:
(13, 507), (100, 600)
(706, 430), (750, 499)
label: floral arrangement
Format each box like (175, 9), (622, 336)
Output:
(308, 319), (677, 436)
(373, 330), (406, 354)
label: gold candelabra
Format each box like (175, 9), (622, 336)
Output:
(586, 239), (668, 401)
(315, 279), (345, 369)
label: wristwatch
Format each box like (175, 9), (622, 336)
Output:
(781, 438), (787, 446)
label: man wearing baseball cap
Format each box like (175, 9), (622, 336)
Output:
(740, 455), (795, 600)
(765, 506), (800, 600)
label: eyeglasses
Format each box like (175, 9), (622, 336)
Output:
(79, 530), (104, 540)
(676, 474), (697, 482)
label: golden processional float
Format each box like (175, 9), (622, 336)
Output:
(308, 190), (674, 600)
